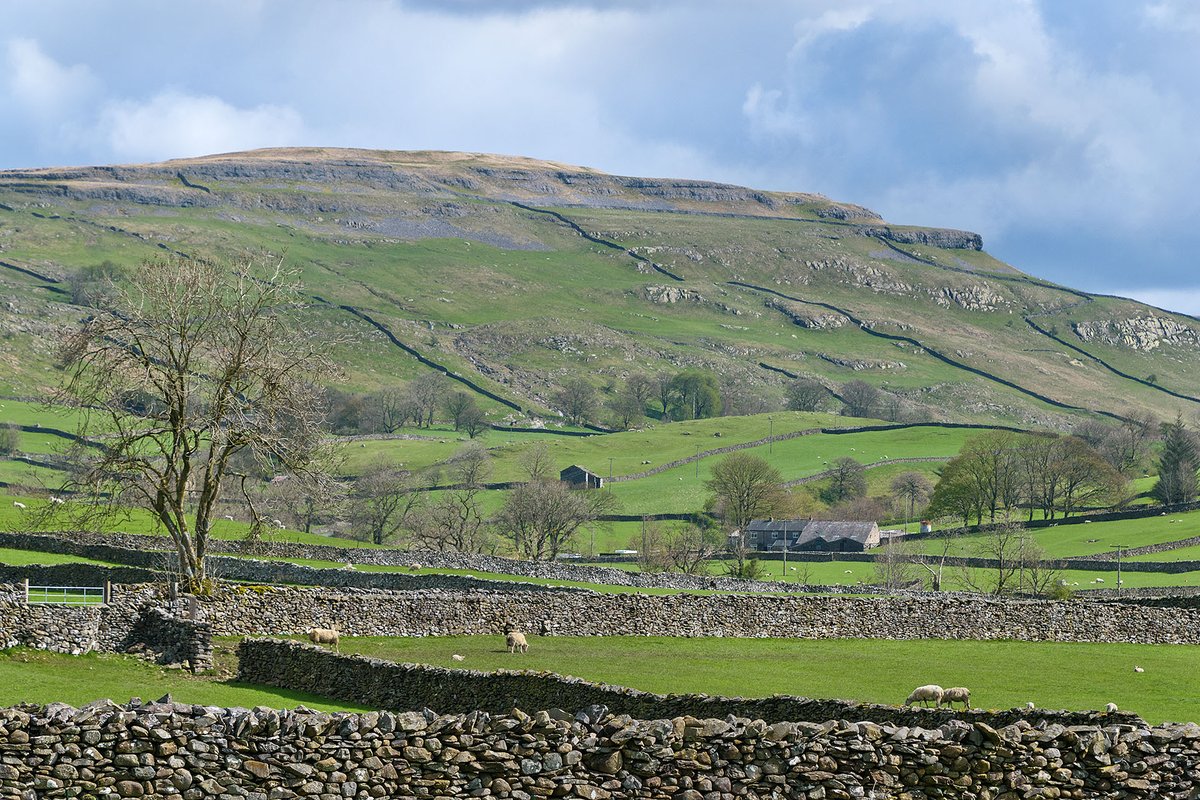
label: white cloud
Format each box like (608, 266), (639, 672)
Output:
(97, 91), (306, 163)
(4, 37), (96, 118)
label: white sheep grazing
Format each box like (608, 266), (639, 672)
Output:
(307, 627), (340, 651)
(1105, 702), (1118, 713)
(340, 562), (355, 571)
(409, 563), (422, 572)
(1025, 702), (1035, 710)
(505, 629), (529, 654)
(905, 684), (944, 708)
(49, 496), (64, 505)
(222, 514), (234, 521)
(451, 654), (465, 662)
(12, 501), (25, 509)
(940, 687), (971, 710)
(1134, 666), (1144, 673)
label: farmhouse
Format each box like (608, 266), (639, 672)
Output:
(560, 465), (604, 489)
(745, 519), (881, 552)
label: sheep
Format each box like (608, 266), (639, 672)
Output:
(1134, 666), (1144, 673)
(451, 654), (465, 662)
(409, 563), (422, 572)
(504, 627), (529, 654)
(49, 496), (64, 505)
(222, 514), (234, 521)
(905, 684), (944, 708)
(272, 519), (285, 529)
(1025, 701), (1035, 710)
(307, 627), (340, 651)
(1105, 702), (1118, 713)
(12, 501), (25, 509)
(340, 562), (356, 571)
(940, 687), (971, 710)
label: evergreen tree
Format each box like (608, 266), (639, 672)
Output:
(1152, 415), (1199, 506)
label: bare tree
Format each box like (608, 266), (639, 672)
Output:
(785, 377), (827, 412)
(840, 380), (881, 418)
(460, 402), (489, 438)
(494, 480), (617, 560)
(891, 471), (933, 532)
(706, 453), (786, 579)
(409, 444), (491, 553)
(350, 459), (422, 545)
(444, 391), (475, 432)
(519, 442), (555, 482)
(664, 523), (723, 575)
(374, 388), (415, 433)
(607, 391), (646, 431)
(408, 373), (448, 428)
(959, 523), (1032, 596)
(873, 537), (920, 591)
(53, 253), (338, 590)
(555, 378), (599, 426)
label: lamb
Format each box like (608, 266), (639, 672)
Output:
(308, 627), (340, 651)
(1105, 702), (1118, 713)
(1134, 666), (1144, 673)
(940, 687), (971, 710)
(504, 627), (529, 654)
(12, 501), (25, 509)
(905, 684), (944, 707)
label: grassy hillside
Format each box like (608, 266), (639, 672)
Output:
(2, 147), (1198, 430)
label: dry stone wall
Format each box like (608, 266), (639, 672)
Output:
(240, 638), (1143, 729)
(0, 584), (211, 670)
(200, 585), (1200, 644)
(2, 692), (1197, 799)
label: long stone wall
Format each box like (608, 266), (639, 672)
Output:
(0, 584), (211, 670)
(200, 585), (1200, 644)
(240, 638), (1143, 729)
(0, 531), (870, 594)
(1, 692), (1195, 799)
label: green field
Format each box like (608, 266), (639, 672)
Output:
(268, 635), (1200, 725)
(3, 635), (1194, 724)
(0, 648), (370, 712)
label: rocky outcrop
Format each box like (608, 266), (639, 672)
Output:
(766, 298), (847, 329)
(1072, 315), (1200, 351)
(859, 224), (984, 251)
(928, 284), (1010, 311)
(642, 285), (704, 304)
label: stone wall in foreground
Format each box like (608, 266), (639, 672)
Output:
(0, 694), (1194, 799)
(200, 585), (1200, 644)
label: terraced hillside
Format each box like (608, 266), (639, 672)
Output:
(1, 147), (1197, 432)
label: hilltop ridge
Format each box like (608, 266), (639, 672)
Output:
(0, 147), (1195, 430)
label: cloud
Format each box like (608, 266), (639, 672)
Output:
(4, 37), (96, 118)
(97, 91), (306, 162)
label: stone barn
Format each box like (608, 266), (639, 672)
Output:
(560, 465), (604, 489)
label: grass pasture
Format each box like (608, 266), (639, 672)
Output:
(266, 635), (1200, 725)
(2, 634), (1195, 725)
(0, 648), (371, 713)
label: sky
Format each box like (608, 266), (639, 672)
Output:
(2, 0), (1199, 312)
